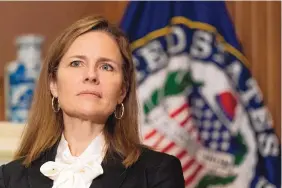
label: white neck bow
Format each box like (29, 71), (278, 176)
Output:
(40, 134), (105, 188)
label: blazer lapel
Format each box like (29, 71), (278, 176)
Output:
(27, 141), (59, 188)
(90, 152), (128, 188)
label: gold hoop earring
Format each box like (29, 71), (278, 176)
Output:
(52, 96), (60, 113)
(114, 103), (124, 119)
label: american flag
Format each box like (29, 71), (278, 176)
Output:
(142, 93), (232, 187)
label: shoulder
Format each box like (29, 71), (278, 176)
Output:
(0, 158), (26, 185)
(137, 147), (181, 168)
(1, 158), (26, 174)
(131, 147), (185, 188)
(3, 157), (25, 167)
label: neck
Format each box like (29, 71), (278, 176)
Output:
(62, 115), (105, 157)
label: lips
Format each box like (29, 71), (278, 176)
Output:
(77, 90), (102, 98)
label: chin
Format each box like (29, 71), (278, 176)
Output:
(62, 106), (100, 120)
(74, 112), (106, 123)
(77, 109), (101, 119)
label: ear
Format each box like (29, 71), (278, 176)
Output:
(49, 79), (58, 98)
(117, 84), (127, 104)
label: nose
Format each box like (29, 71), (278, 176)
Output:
(84, 67), (99, 84)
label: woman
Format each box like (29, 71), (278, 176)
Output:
(0, 16), (184, 188)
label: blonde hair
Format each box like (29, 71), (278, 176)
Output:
(14, 15), (142, 167)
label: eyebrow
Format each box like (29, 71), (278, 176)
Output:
(69, 55), (88, 61)
(69, 55), (120, 65)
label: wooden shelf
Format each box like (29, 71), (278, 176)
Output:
(0, 122), (25, 163)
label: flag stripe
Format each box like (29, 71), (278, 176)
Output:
(185, 165), (203, 186)
(143, 130), (163, 146)
(180, 115), (192, 126)
(144, 129), (157, 140)
(152, 134), (165, 148)
(176, 150), (187, 159)
(143, 101), (204, 187)
(183, 162), (201, 180)
(161, 142), (175, 153)
(182, 159), (196, 172)
(155, 136), (173, 151)
(145, 132), (203, 187)
(184, 119), (193, 130)
(187, 126), (195, 133)
(170, 103), (188, 118)
(166, 144), (184, 157)
(168, 103), (200, 167)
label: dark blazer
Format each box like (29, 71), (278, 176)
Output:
(0, 144), (185, 188)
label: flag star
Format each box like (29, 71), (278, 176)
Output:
(203, 120), (211, 129)
(212, 131), (220, 140)
(222, 131), (230, 140)
(220, 142), (230, 151)
(204, 109), (213, 119)
(201, 131), (210, 140)
(210, 141), (218, 150)
(213, 121), (222, 129)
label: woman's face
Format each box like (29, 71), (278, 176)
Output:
(50, 31), (126, 123)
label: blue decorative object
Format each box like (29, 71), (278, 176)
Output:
(5, 35), (44, 123)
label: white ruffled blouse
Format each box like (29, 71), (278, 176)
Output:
(40, 133), (105, 188)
